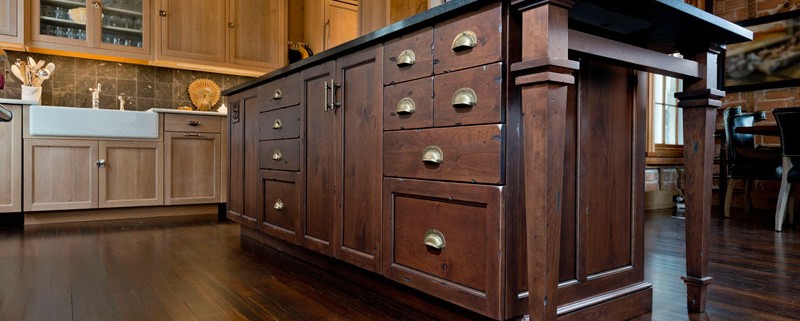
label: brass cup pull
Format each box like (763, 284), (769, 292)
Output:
(272, 149), (283, 161)
(424, 229), (446, 250)
(451, 30), (477, 52)
(421, 145), (444, 164)
(273, 199), (285, 211)
(273, 89), (282, 100)
(396, 50), (416, 67)
(396, 97), (416, 115)
(273, 119), (283, 129)
(451, 88), (477, 108)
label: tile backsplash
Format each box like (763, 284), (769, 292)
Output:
(0, 50), (252, 111)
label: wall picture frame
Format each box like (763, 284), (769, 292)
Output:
(725, 10), (800, 92)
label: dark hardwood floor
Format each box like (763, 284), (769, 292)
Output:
(0, 209), (797, 321)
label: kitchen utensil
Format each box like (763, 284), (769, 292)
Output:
(36, 60), (45, 70)
(27, 56), (36, 68)
(10, 65), (23, 84)
(18, 61), (28, 85)
(34, 69), (51, 87)
(45, 62), (56, 74)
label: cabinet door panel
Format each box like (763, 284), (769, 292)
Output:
(0, 0), (18, 37)
(227, 94), (259, 226)
(336, 45), (383, 272)
(326, 0), (358, 49)
(165, 132), (221, 205)
(159, 0), (225, 61)
(0, 105), (21, 213)
(99, 141), (163, 208)
(24, 139), (98, 211)
(302, 62), (335, 255)
(229, 0), (286, 68)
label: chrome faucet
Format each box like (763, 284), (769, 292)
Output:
(89, 83), (102, 109)
(117, 93), (126, 110)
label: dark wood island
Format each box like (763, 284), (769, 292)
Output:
(223, 1), (751, 320)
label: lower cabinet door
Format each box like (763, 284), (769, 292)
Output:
(383, 178), (504, 319)
(24, 139), (99, 211)
(99, 141), (163, 208)
(164, 132), (221, 205)
(259, 170), (302, 243)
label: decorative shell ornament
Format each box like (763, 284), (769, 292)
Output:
(188, 79), (221, 111)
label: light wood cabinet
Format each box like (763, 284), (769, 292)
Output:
(164, 114), (223, 205)
(30, 0), (151, 56)
(0, 0), (24, 45)
(304, 0), (358, 53)
(158, 0), (287, 71)
(0, 104), (22, 213)
(24, 138), (164, 211)
(24, 139), (99, 211)
(99, 141), (163, 208)
(164, 132), (221, 205)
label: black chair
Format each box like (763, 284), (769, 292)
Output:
(723, 106), (783, 218)
(772, 107), (800, 231)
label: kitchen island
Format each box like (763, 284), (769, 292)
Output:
(223, 1), (751, 320)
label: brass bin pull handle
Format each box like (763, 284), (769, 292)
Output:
(272, 149), (283, 161)
(424, 229), (446, 250)
(451, 88), (477, 108)
(396, 49), (416, 67)
(273, 199), (285, 211)
(451, 30), (477, 52)
(421, 145), (444, 164)
(273, 119), (283, 129)
(396, 97), (416, 115)
(273, 89), (282, 100)
(183, 133), (205, 137)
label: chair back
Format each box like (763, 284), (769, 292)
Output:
(724, 106), (764, 165)
(773, 107), (800, 157)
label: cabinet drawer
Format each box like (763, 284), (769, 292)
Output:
(433, 3), (502, 74)
(259, 139), (301, 171)
(433, 63), (502, 127)
(260, 73), (301, 111)
(383, 125), (503, 184)
(384, 27), (434, 85)
(384, 77), (433, 130)
(260, 106), (302, 140)
(383, 178), (502, 318)
(164, 114), (221, 133)
(260, 170), (301, 243)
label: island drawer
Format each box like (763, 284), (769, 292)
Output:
(260, 72), (301, 111)
(259, 139), (301, 172)
(164, 114), (221, 133)
(383, 178), (503, 318)
(384, 27), (434, 85)
(260, 106), (302, 140)
(383, 124), (504, 184)
(259, 170), (301, 243)
(433, 63), (502, 127)
(433, 3), (502, 74)
(384, 77), (433, 130)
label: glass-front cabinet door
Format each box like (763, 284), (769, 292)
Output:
(32, 0), (149, 54)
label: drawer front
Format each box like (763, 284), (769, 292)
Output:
(384, 77), (433, 130)
(260, 170), (301, 243)
(433, 3), (502, 74)
(259, 139), (301, 171)
(434, 63), (502, 127)
(261, 72), (301, 111)
(383, 178), (502, 318)
(164, 114), (221, 133)
(260, 106), (302, 140)
(384, 27), (434, 85)
(383, 125), (503, 184)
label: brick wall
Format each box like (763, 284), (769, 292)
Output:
(713, 0), (794, 209)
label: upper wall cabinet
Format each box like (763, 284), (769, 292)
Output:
(0, 0), (24, 45)
(31, 0), (151, 55)
(304, 0), (358, 54)
(158, 0), (287, 71)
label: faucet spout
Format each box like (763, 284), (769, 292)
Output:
(89, 83), (102, 109)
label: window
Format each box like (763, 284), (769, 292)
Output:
(647, 73), (684, 161)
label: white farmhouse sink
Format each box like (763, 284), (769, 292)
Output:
(29, 105), (159, 139)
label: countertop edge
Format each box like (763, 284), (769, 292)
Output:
(146, 108), (227, 117)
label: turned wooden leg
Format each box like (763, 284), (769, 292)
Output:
(724, 178), (735, 218)
(775, 157), (793, 232)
